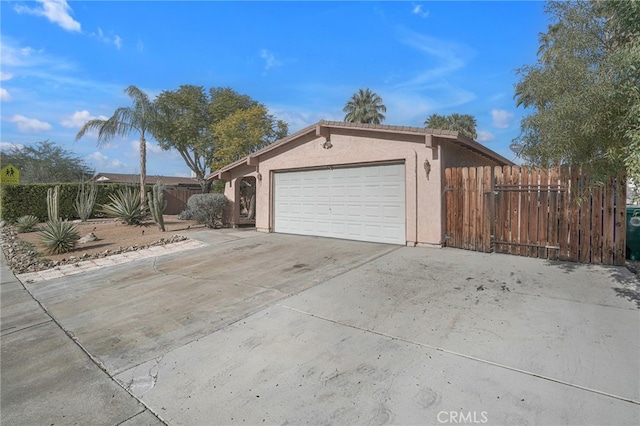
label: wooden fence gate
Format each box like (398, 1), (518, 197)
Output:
(444, 166), (627, 266)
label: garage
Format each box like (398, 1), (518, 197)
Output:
(208, 121), (512, 247)
(274, 163), (406, 244)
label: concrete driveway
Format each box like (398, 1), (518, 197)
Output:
(2, 229), (639, 425)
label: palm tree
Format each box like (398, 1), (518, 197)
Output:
(343, 88), (387, 124)
(424, 113), (449, 130)
(76, 85), (156, 203)
(425, 113), (477, 139)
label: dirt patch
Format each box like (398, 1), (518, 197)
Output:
(16, 215), (203, 261)
(1, 215), (209, 274)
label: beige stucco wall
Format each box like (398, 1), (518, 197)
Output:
(440, 142), (503, 169)
(225, 129), (444, 246)
(218, 128), (504, 246)
(220, 164), (258, 225)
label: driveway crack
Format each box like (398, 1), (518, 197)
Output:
(278, 304), (640, 406)
(120, 355), (164, 397)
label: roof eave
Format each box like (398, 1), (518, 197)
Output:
(206, 121), (513, 180)
(206, 124), (317, 180)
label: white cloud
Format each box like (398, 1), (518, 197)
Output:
(0, 142), (24, 152)
(260, 49), (282, 71)
(10, 114), (53, 132)
(395, 30), (473, 91)
(1, 88), (12, 101)
(61, 110), (108, 128)
(127, 140), (182, 165)
(268, 107), (336, 133)
(136, 40), (145, 52)
(491, 109), (513, 129)
(477, 130), (495, 143)
(86, 151), (125, 172)
(365, 29), (477, 125)
(14, 0), (81, 32)
(0, 72), (13, 81)
(412, 4), (429, 18)
(91, 27), (124, 50)
(1, 41), (39, 67)
(1, 39), (79, 80)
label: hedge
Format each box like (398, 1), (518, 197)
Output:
(0, 183), (146, 222)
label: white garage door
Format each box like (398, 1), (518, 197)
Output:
(274, 163), (406, 244)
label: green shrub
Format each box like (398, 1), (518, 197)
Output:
(99, 187), (148, 225)
(187, 193), (228, 228)
(15, 215), (40, 233)
(0, 183), (139, 222)
(39, 220), (80, 255)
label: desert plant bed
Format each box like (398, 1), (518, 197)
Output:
(1, 215), (203, 274)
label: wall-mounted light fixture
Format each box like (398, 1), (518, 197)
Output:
(256, 172), (262, 181)
(423, 159), (431, 179)
(322, 139), (333, 149)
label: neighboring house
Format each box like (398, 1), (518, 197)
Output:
(94, 173), (201, 215)
(207, 120), (512, 246)
(93, 173), (201, 189)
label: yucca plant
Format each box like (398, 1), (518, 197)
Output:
(99, 187), (148, 225)
(16, 215), (40, 233)
(39, 220), (80, 255)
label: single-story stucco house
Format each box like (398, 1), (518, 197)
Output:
(207, 121), (512, 247)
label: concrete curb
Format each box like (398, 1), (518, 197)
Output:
(16, 239), (207, 283)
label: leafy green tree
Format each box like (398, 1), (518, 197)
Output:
(600, 0), (640, 196)
(514, 0), (639, 188)
(154, 85), (213, 192)
(154, 86), (288, 184)
(343, 88), (387, 124)
(424, 113), (478, 139)
(75, 85), (156, 203)
(211, 105), (288, 171)
(0, 140), (93, 183)
(208, 87), (258, 125)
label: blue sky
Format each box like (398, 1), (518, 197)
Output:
(1, 0), (548, 177)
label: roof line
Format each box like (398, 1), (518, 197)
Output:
(205, 123), (317, 180)
(207, 120), (512, 180)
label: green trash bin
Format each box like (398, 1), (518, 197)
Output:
(628, 206), (640, 260)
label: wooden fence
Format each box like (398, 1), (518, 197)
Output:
(164, 188), (202, 215)
(444, 166), (627, 266)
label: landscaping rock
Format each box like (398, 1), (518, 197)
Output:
(78, 232), (98, 244)
(0, 225), (189, 275)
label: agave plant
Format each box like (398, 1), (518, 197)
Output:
(99, 187), (148, 225)
(15, 215), (40, 233)
(39, 220), (80, 255)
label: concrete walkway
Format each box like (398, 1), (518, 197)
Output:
(2, 229), (640, 425)
(0, 251), (164, 426)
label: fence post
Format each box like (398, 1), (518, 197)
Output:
(614, 176), (627, 265)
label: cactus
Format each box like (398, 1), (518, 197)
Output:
(46, 185), (60, 221)
(147, 182), (166, 231)
(75, 180), (97, 221)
